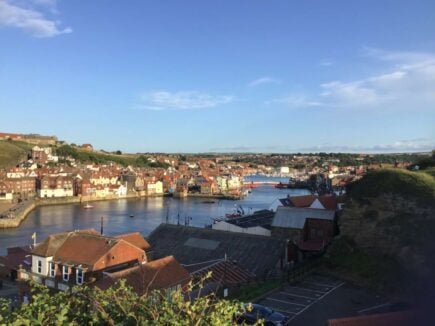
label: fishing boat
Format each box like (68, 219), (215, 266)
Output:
(83, 202), (93, 209)
(274, 182), (288, 189)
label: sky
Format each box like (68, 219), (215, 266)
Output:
(0, 0), (434, 153)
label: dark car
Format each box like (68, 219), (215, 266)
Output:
(235, 303), (289, 326)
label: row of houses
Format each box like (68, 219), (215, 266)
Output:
(212, 194), (345, 262)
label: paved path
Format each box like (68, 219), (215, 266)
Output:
(257, 273), (344, 324)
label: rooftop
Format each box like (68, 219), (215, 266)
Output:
(147, 224), (286, 278)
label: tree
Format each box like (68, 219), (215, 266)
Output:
(115, 150), (122, 155)
(0, 276), (255, 325)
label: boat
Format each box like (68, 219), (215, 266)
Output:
(129, 214), (134, 218)
(274, 182), (289, 189)
(83, 203), (93, 209)
(225, 205), (244, 219)
(225, 213), (242, 219)
(202, 200), (216, 204)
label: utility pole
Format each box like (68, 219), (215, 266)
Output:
(100, 216), (104, 235)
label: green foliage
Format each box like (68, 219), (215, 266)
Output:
(347, 168), (435, 207)
(135, 155), (170, 169)
(0, 279), (251, 325)
(0, 140), (28, 168)
(234, 280), (282, 302)
(325, 237), (405, 293)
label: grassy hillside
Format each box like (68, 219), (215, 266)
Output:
(347, 168), (435, 206)
(326, 169), (435, 298)
(0, 140), (29, 168)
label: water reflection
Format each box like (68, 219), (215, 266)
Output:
(0, 179), (309, 254)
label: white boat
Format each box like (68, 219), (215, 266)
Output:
(83, 203), (93, 209)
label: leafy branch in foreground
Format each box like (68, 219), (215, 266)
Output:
(0, 273), (261, 325)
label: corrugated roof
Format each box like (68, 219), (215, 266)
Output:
(272, 207), (335, 229)
(187, 260), (254, 285)
(148, 224), (285, 278)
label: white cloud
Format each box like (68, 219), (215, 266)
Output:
(248, 77), (281, 87)
(0, 0), (71, 37)
(319, 60), (334, 67)
(139, 91), (233, 111)
(298, 138), (435, 153)
(268, 95), (323, 108)
(273, 48), (435, 111)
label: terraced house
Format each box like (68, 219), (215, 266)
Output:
(18, 230), (189, 296)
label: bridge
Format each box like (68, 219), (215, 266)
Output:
(243, 181), (279, 186)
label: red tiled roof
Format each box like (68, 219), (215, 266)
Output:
(113, 232), (151, 251)
(318, 196), (338, 210)
(53, 233), (121, 267)
(326, 311), (417, 326)
(95, 256), (191, 295)
(32, 229), (99, 257)
(288, 195), (315, 208)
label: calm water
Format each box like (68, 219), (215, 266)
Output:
(0, 176), (309, 254)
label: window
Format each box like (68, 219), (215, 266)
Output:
(37, 260), (42, 274)
(49, 262), (55, 277)
(76, 269), (83, 285)
(62, 265), (69, 281)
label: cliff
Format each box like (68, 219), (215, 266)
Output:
(326, 169), (435, 297)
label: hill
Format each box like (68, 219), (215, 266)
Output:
(0, 140), (31, 168)
(326, 169), (435, 300)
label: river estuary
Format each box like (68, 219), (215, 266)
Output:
(0, 176), (309, 254)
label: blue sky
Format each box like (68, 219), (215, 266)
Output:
(0, 0), (434, 153)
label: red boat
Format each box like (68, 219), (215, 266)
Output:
(225, 213), (242, 219)
(274, 182), (288, 189)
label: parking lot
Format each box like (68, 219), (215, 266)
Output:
(257, 273), (345, 323)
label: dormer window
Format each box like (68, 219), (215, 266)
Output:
(76, 269), (84, 285)
(49, 262), (55, 277)
(62, 265), (69, 281)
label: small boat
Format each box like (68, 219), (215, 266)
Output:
(202, 200), (216, 204)
(129, 214), (134, 218)
(83, 203), (93, 209)
(225, 213), (242, 219)
(274, 182), (289, 189)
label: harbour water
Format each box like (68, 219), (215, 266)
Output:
(0, 176), (309, 254)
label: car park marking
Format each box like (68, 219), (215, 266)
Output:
(302, 280), (336, 288)
(279, 292), (314, 302)
(287, 286), (325, 294)
(266, 297), (307, 307)
(287, 282), (345, 323)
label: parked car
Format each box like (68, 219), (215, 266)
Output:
(235, 303), (289, 325)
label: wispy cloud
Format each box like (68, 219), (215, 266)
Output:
(319, 60), (334, 67)
(272, 48), (435, 111)
(0, 0), (71, 37)
(298, 138), (435, 153)
(248, 76), (281, 87)
(267, 95), (323, 108)
(138, 91), (234, 111)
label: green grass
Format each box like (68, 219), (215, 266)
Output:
(0, 140), (29, 168)
(325, 237), (406, 294)
(348, 168), (435, 206)
(232, 280), (282, 302)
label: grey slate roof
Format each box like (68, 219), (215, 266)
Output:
(272, 207), (335, 229)
(147, 224), (286, 278)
